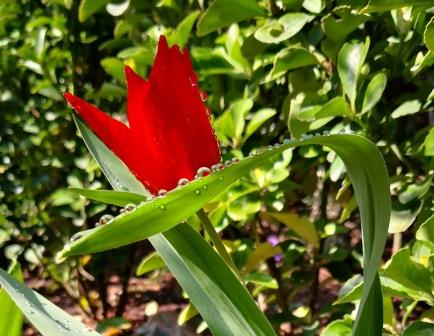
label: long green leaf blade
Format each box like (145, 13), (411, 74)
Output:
(65, 121), (390, 336)
(0, 261), (23, 336)
(0, 268), (101, 336)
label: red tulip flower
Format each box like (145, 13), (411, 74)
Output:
(64, 36), (221, 195)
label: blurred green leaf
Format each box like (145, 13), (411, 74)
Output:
(197, 0), (266, 36)
(255, 13), (314, 44)
(404, 321), (434, 335)
(78, 0), (110, 22)
(361, 73), (387, 115)
(337, 37), (370, 111)
(362, 0), (434, 13)
(70, 188), (146, 207)
(320, 319), (352, 336)
(267, 212), (320, 249)
(424, 127), (434, 156)
(391, 100), (422, 118)
(136, 252), (166, 276)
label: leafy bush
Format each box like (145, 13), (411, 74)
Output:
(0, 0), (433, 335)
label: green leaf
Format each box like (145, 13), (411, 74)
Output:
(382, 247), (434, 303)
(171, 10), (200, 48)
(255, 13), (314, 44)
(361, 73), (387, 115)
(321, 319), (352, 336)
(337, 38), (370, 111)
(244, 108), (276, 142)
(388, 204), (422, 234)
(74, 117), (149, 196)
(100, 57), (125, 82)
(136, 252), (166, 276)
(302, 0), (324, 14)
(391, 100), (422, 118)
(424, 127), (434, 156)
(267, 212), (319, 249)
(78, 0), (110, 22)
(0, 261), (23, 336)
(424, 17), (434, 54)
(243, 242), (282, 273)
(315, 97), (351, 119)
(0, 268), (101, 335)
(151, 223), (276, 336)
(415, 215), (434, 248)
(361, 0), (434, 13)
(64, 121), (391, 336)
(404, 321), (434, 336)
(70, 188), (147, 207)
(266, 47), (317, 82)
(197, 0), (266, 36)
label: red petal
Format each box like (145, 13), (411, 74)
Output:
(64, 93), (132, 167)
(124, 36), (221, 192)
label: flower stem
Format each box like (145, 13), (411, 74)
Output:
(196, 209), (238, 275)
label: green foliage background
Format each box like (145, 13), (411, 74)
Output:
(0, 0), (433, 334)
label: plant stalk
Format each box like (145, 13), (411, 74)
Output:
(197, 209), (239, 275)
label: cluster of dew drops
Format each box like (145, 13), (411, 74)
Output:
(73, 129), (355, 240)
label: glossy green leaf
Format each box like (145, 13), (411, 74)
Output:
(152, 223), (276, 336)
(321, 319), (352, 336)
(243, 242), (282, 273)
(171, 10), (200, 48)
(197, 0), (266, 36)
(244, 108), (276, 142)
(63, 121), (390, 336)
(266, 47), (317, 82)
(78, 0), (110, 22)
(391, 100), (422, 118)
(100, 58), (125, 82)
(0, 268), (101, 335)
(382, 247), (434, 303)
(337, 38), (370, 111)
(322, 7), (369, 43)
(0, 261), (23, 336)
(361, 0), (434, 13)
(267, 212), (319, 249)
(70, 188), (146, 207)
(361, 73), (387, 115)
(136, 252), (166, 276)
(255, 13), (314, 44)
(415, 215), (434, 249)
(424, 17), (434, 53)
(424, 127), (434, 156)
(315, 97), (351, 119)
(404, 321), (434, 335)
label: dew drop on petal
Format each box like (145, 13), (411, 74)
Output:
(158, 189), (168, 197)
(177, 178), (190, 187)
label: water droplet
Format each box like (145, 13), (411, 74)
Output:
(200, 91), (208, 102)
(124, 203), (136, 212)
(196, 167), (211, 177)
(177, 178), (190, 187)
(224, 160), (232, 167)
(159, 204), (166, 211)
(26, 309), (34, 315)
(157, 189), (168, 197)
(188, 77), (197, 87)
(202, 185), (208, 190)
(211, 163), (224, 172)
(273, 143), (280, 148)
(231, 157), (240, 164)
(218, 176), (224, 181)
(323, 130), (330, 136)
(70, 234), (82, 242)
(98, 214), (113, 226)
(283, 138), (291, 144)
(195, 189), (201, 195)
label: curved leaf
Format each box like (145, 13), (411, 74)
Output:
(62, 120), (390, 336)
